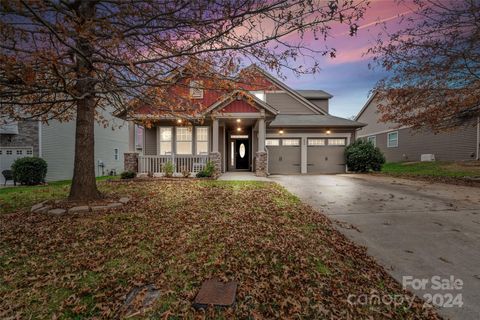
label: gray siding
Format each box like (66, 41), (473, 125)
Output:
(0, 121), (39, 156)
(144, 127), (157, 155)
(356, 96), (400, 136)
(307, 99), (329, 114)
(266, 92), (316, 114)
(369, 125), (478, 162)
(41, 110), (129, 181)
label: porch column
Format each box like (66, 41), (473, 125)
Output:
(212, 117), (219, 153)
(255, 117), (268, 177)
(257, 118), (265, 152)
(128, 121), (136, 152)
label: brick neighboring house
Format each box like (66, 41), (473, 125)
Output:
(0, 109), (129, 185)
(355, 91), (480, 162)
(121, 65), (365, 176)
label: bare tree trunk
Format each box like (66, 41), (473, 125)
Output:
(69, 1), (101, 201)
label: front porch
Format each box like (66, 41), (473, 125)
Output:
(124, 91), (276, 177)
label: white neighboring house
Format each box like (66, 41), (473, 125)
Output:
(0, 110), (130, 185)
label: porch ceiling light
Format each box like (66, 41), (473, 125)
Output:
(177, 119), (183, 124)
(326, 130), (331, 134)
(279, 129), (284, 134)
(236, 119), (241, 123)
(236, 127), (242, 132)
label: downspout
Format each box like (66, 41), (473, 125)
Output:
(476, 116), (479, 160)
(38, 120), (42, 157)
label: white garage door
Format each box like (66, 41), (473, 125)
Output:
(0, 147), (33, 185)
(307, 138), (346, 174)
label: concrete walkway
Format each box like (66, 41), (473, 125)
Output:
(270, 174), (480, 320)
(218, 172), (270, 181)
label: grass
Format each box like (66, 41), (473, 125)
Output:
(0, 176), (117, 214)
(381, 161), (480, 179)
(0, 180), (440, 319)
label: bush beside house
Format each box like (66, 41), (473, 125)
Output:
(12, 157), (48, 185)
(345, 140), (385, 172)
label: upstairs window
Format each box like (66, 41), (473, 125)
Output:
(249, 91), (265, 101)
(190, 80), (204, 99)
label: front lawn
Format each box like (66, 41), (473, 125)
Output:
(0, 180), (439, 319)
(0, 176), (116, 214)
(381, 161), (480, 183)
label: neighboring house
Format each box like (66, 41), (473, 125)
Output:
(0, 110), (129, 185)
(122, 65), (365, 176)
(355, 92), (480, 162)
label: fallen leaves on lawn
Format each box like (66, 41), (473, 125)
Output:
(0, 180), (441, 319)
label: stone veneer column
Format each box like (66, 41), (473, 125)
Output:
(209, 152), (222, 178)
(124, 152), (139, 173)
(255, 151), (268, 177)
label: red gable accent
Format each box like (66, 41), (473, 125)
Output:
(220, 100), (259, 113)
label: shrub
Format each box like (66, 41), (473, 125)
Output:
(11, 157), (48, 185)
(181, 167), (190, 178)
(164, 161), (174, 177)
(196, 160), (216, 178)
(345, 139), (386, 172)
(121, 170), (136, 179)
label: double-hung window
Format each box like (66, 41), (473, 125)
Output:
(114, 148), (119, 160)
(176, 127), (192, 154)
(159, 127), (172, 155)
(387, 131), (398, 148)
(196, 127), (209, 155)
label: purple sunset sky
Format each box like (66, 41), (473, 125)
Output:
(282, 0), (414, 119)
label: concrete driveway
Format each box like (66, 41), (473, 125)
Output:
(271, 174), (480, 320)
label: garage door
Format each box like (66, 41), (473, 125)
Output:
(0, 147), (33, 185)
(307, 138), (346, 174)
(266, 138), (301, 174)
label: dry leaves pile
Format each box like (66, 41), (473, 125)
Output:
(0, 180), (441, 319)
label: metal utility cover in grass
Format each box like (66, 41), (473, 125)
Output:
(193, 278), (238, 309)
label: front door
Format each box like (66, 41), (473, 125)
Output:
(235, 139), (249, 170)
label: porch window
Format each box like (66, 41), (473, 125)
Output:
(159, 127), (172, 155)
(367, 136), (376, 147)
(196, 127), (209, 155)
(176, 127), (192, 154)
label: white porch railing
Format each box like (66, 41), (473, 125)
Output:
(138, 154), (210, 174)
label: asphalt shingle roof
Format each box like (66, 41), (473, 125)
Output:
(269, 114), (366, 128)
(295, 90), (333, 99)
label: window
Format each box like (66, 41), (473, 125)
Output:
(387, 131), (398, 148)
(6, 150), (12, 155)
(266, 139), (280, 146)
(282, 139), (300, 146)
(135, 125), (144, 151)
(16, 150), (22, 155)
(249, 91), (265, 101)
(196, 127), (209, 155)
(159, 127), (172, 155)
(308, 138), (326, 146)
(328, 138), (346, 146)
(190, 80), (204, 99)
(114, 148), (119, 160)
(367, 136), (376, 147)
(176, 127), (192, 154)
(0, 150), (2, 155)
(26, 149), (33, 155)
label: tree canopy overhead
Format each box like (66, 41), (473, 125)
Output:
(0, 0), (368, 200)
(370, 0), (480, 131)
